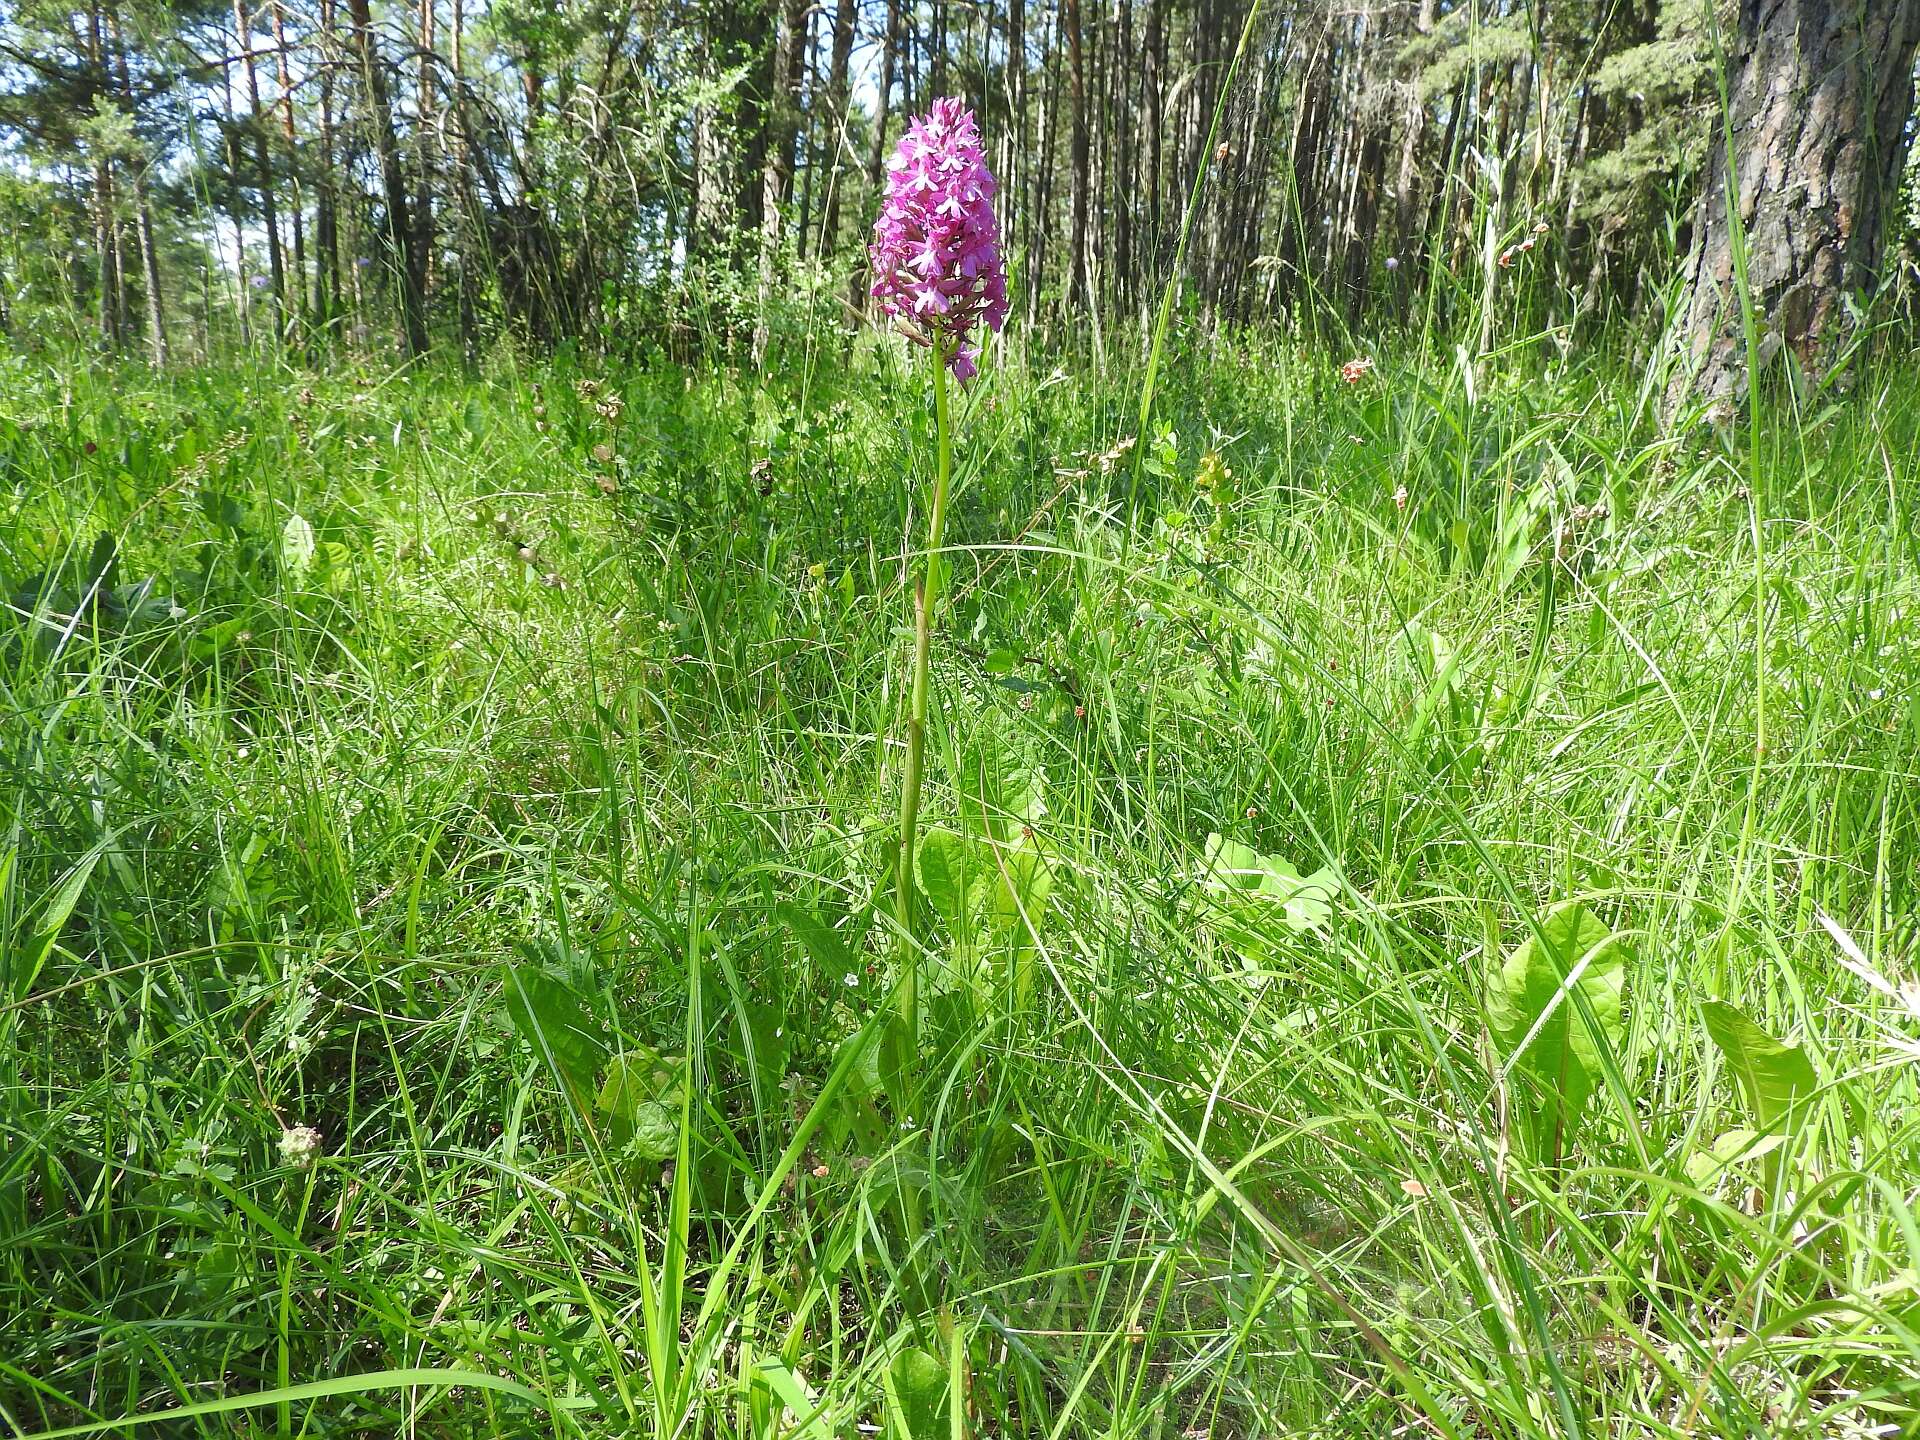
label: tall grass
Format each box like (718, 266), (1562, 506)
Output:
(0, 319), (1917, 1438)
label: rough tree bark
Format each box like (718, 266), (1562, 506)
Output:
(233, 0), (286, 329)
(86, 1), (122, 350)
(1063, 0), (1089, 308)
(854, 0), (899, 309)
(349, 0), (429, 355)
(109, 2), (166, 365)
(414, 0), (437, 306)
(821, 0), (855, 254)
(316, 0), (340, 332)
(1674, 0), (1920, 405)
(267, 0), (307, 336)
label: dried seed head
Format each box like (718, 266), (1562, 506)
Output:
(278, 1125), (323, 1170)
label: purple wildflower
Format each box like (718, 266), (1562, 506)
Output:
(249, 273), (271, 290)
(869, 97), (1009, 382)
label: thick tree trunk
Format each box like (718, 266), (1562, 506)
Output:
(267, 1), (307, 337)
(1063, 0), (1089, 308)
(762, 0), (806, 237)
(854, 0), (899, 309)
(87, 2), (122, 351)
(1674, 0), (1920, 405)
(415, 0), (437, 307)
(219, 60), (253, 345)
(317, 0), (340, 334)
(752, 0), (805, 361)
(109, 3), (166, 365)
(349, 0), (429, 355)
(450, 0), (477, 356)
(233, 0), (286, 333)
(821, 0), (855, 254)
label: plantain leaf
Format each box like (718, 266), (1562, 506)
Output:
(501, 953), (607, 1108)
(1199, 835), (1338, 967)
(1486, 903), (1626, 1161)
(918, 828), (982, 934)
(776, 901), (858, 987)
(13, 841), (107, 1002)
(280, 513), (316, 580)
(885, 1341), (948, 1440)
(1701, 1000), (1817, 1134)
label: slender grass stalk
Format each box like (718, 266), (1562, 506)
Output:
(895, 334), (955, 1069)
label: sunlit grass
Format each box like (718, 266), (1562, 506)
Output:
(1, 335), (1916, 1438)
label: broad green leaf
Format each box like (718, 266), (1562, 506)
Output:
(280, 513), (316, 580)
(84, 532), (117, 587)
(776, 902), (857, 986)
(1202, 834), (1270, 892)
(985, 838), (1053, 1011)
(821, 1092), (888, 1153)
(1701, 1000), (1817, 1134)
(753, 1358), (833, 1439)
(501, 957), (606, 1106)
(885, 1342), (948, 1440)
(958, 740), (1044, 843)
(1486, 904), (1626, 1161)
(13, 841), (107, 1001)
(917, 829), (981, 934)
(626, 1099), (682, 1162)
(597, 1044), (681, 1119)
(1683, 1127), (1785, 1185)
(1200, 834), (1336, 938)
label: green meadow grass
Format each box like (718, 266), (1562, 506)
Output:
(1, 332), (1917, 1438)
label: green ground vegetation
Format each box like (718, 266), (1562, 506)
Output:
(2, 330), (1917, 1437)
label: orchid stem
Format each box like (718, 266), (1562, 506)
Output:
(895, 334), (953, 1073)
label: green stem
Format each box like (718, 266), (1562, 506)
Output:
(895, 335), (953, 1066)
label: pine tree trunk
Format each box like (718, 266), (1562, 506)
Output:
(220, 59), (252, 346)
(855, 0), (899, 311)
(415, 0), (437, 310)
(753, 0), (805, 362)
(822, 0), (855, 255)
(264, 2), (308, 340)
(109, 2), (167, 365)
(450, 0), (477, 356)
(762, 0), (806, 240)
(233, 0), (286, 334)
(1063, 0), (1089, 309)
(349, 0), (429, 354)
(317, 0), (340, 334)
(1674, 0), (1920, 405)
(87, 1), (122, 351)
